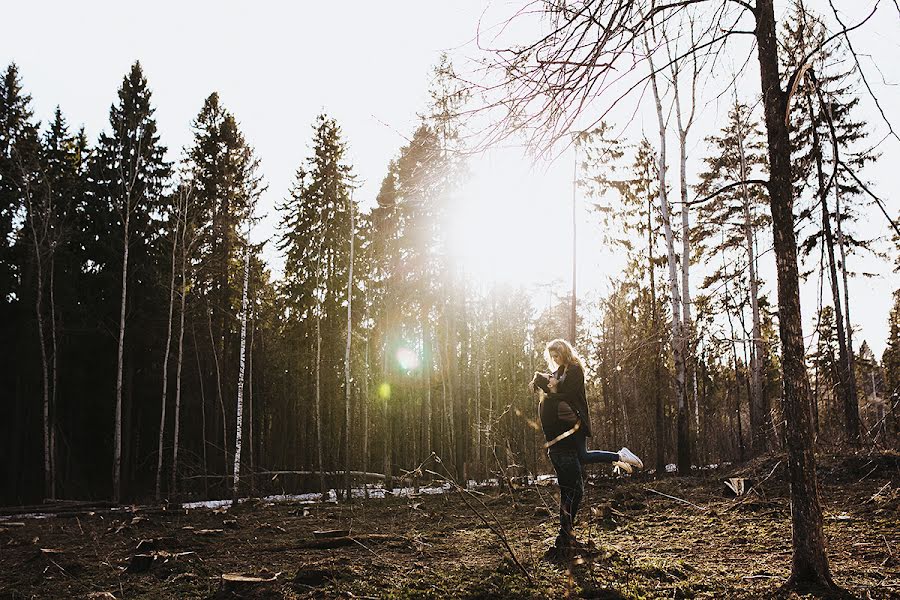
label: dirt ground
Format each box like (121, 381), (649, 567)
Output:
(1, 452), (897, 599)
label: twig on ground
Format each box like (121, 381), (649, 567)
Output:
(859, 465), (879, 482)
(867, 482), (891, 503)
(644, 487), (707, 511)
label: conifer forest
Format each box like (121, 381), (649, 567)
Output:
(1, 1), (898, 598)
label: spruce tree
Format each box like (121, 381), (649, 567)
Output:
(810, 306), (839, 438)
(0, 62), (46, 501)
(0, 63), (37, 309)
(186, 92), (264, 485)
(278, 113), (356, 492)
(784, 3), (878, 443)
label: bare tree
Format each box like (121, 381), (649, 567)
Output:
(647, 35), (691, 474)
(113, 133), (144, 504)
(156, 191), (179, 501)
(18, 150), (55, 500)
(362, 289), (370, 500)
(171, 185), (199, 496)
(671, 33), (700, 452)
(315, 287), (326, 500)
(343, 194), (355, 501)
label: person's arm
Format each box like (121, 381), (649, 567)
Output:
(546, 365), (586, 421)
(546, 365), (583, 401)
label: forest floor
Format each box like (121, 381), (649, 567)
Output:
(0, 452), (897, 600)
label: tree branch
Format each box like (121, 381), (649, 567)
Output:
(686, 179), (769, 206)
(826, 0), (899, 143)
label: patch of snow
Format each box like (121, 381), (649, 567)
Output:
(180, 499), (233, 510)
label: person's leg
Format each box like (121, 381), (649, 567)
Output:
(576, 435), (619, 465)
(549, 451), (582, 546)
(570, 457), (583, 529)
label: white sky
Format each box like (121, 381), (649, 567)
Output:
(3, 1), (897, 358)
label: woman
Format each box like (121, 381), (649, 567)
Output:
(531, 338), (642, 553)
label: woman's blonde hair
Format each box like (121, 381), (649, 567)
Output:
(544, 338), (583, 371)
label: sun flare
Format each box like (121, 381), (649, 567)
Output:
(448, 156), (566, 289)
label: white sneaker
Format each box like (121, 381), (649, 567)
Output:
(618, 447), (643, 470)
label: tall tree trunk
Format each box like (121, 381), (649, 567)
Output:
(650, 203), (665, 475)
(113, 208), (131, 503)
(382, 322), (393, 492)
(735, 106), (767, 454)
(247, 303), (255, 496)
(422, 309), (432, 458)
(672, 55), (699, 456)
(724, 241), (748, 463)
(315, 308), (326, 499)
(648, 47), (690, 474)
(232, 237), (250, 498)
(187, 321), (209, 498)
(817, 83), (861, 442)
(171, 244), (188, 497)
(475, 334), (482, 478)
(27, 196), (52, 500)
(804, 93), (859, 444)
(443, 311), (456, 474)
(755, 1), (836, 590)
(49, 252), (58, 499)
(362, 298), (370, 500)
(834, 183), (859, 433)
(208, 302), (227, 479)
(343, 200), (355, 501)
(571, 143), (577, 345)
(156, 217), (178, 500)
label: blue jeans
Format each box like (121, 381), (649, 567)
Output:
(576, 435), (619, 464)
(549, 450), (583, 545)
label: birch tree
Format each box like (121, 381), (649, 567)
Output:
(647, 38), (691, 474)
(170, 184), (199, 495)
(91, 62), (170, 503)
(232, 226), (251, 497)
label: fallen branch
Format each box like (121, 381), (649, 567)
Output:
(644, 487), (707, 511)
(295, 533), (408, 550)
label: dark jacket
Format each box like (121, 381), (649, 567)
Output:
(539, 363), (592, 452)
